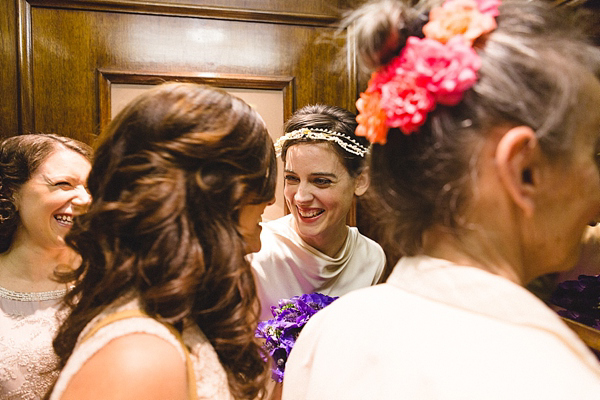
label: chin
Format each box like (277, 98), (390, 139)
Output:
(244, 242), (262, 255)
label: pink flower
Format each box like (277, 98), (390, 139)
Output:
(402, 36), (480, 105)
(356, 90), (389, 144)
(380, 74), (435, 135)
(354, 0), (499, 143)
(476, 0), (501, 17)
(423, 0), (497, 45)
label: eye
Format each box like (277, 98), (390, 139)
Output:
(284, 174), (300, 184)
(313, 177), (333, 186)
(54, 181), (74, 189)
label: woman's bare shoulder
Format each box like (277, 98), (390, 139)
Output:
(59, 333), (188, 400)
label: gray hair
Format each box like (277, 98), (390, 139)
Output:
(347, 0), (600, 255)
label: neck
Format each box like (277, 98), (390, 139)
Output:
(421, 225), (524, 285)
(302, 225), (349, 258)
(0, 240), (78, 292)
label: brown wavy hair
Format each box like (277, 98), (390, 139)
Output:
(52, 83), (275, 399)
(0, 133), (92, 253)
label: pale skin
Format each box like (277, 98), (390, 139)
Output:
(59, 334), (188, 400)
(283, 143), (369, 257)
(0, 148), (91, 292)
(422, 71), (600, 286)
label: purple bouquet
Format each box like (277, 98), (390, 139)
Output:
(551, 274), (600, 331)
(256, 292), (338, 382)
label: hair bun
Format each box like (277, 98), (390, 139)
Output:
(345, 0), (425, 69)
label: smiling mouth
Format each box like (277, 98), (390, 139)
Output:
(297, 208), (324, 218)
(54, 214), (73, 226)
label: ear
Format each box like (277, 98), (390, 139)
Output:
(495, 126), (539, 218)
(354, 168), (370, 197)
(12, 190), (19, 212)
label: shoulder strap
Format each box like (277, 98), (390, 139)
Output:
(80, 308), (198, 400)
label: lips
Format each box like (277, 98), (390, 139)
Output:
(297, 207), (324, 219)
(54, 214), (73, 226)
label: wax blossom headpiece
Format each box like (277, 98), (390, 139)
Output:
(273, 127), (369, 158)
(355, 0), (501, 144)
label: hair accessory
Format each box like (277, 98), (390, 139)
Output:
(356, 0), (501, 144)
(273, 128), (369, 158)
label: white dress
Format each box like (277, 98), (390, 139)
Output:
(0, 286), (66, 400)
(48, 294), (233, 400)
(282, 255), (600, 400)
(249, 214), (386, 320)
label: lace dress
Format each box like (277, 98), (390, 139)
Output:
(48, 295), (233, 400)
(0, 286), (66, 400)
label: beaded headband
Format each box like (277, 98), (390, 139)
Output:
(273, 128), (369, 158)
(355, 0), (501, 144)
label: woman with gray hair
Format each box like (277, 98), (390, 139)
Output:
(282, 0), (600, 398)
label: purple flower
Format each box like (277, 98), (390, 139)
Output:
(551, 274), (600, 330)
(256, 292), (338, 382)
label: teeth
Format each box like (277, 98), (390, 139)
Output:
(55, 215), (73, 224)
(299, 209), (323, 218)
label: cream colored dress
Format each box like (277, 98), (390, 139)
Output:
(48, 294), (233, 400)
(249, 214), (386, 320)
(0, 286), (66, 400)
(283, 255), (600, 399)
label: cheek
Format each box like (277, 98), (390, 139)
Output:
(326, 187), (355, 212)
(283, 185), (296, 203)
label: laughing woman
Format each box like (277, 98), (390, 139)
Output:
(0, 134), (92, 399)
(249, 104), (385, 321)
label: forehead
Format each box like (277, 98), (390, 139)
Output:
(284, 143), (346, 173)
(34, 148), (91, 178)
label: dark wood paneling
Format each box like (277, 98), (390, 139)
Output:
(27, 0), (358, 22)
(22, 2), (355, 143)
(0, 0), (19, 139)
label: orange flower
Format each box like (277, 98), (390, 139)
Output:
(423, 0), (497, 45)
(356, 91), (389, 145)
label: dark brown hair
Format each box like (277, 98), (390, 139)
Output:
(281, 104), (369, 178)
(345, 0), (600, 255)
(52, 83), (275, 399)
(0, 134), (92, 253)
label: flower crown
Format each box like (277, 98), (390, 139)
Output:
(355, 0), (501, 144)
(273, 127), (369, 158)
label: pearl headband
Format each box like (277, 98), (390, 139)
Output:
(273, 128), (369, 158)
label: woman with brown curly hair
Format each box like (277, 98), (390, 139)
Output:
(47, 82), (276, 400)
(0, 133), (92, 400)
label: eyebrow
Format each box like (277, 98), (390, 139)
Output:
(42, 174), (71, 181)
(41, 174), (85, 184)
(284, 169), (338, 179)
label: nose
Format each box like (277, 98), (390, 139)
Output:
(71, 185), (91, 208)
(294, 182), (313, 204)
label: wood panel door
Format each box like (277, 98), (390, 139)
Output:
(11, 0), (359, 145)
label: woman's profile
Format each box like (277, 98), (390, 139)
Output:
(47, 82), (276, 400)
